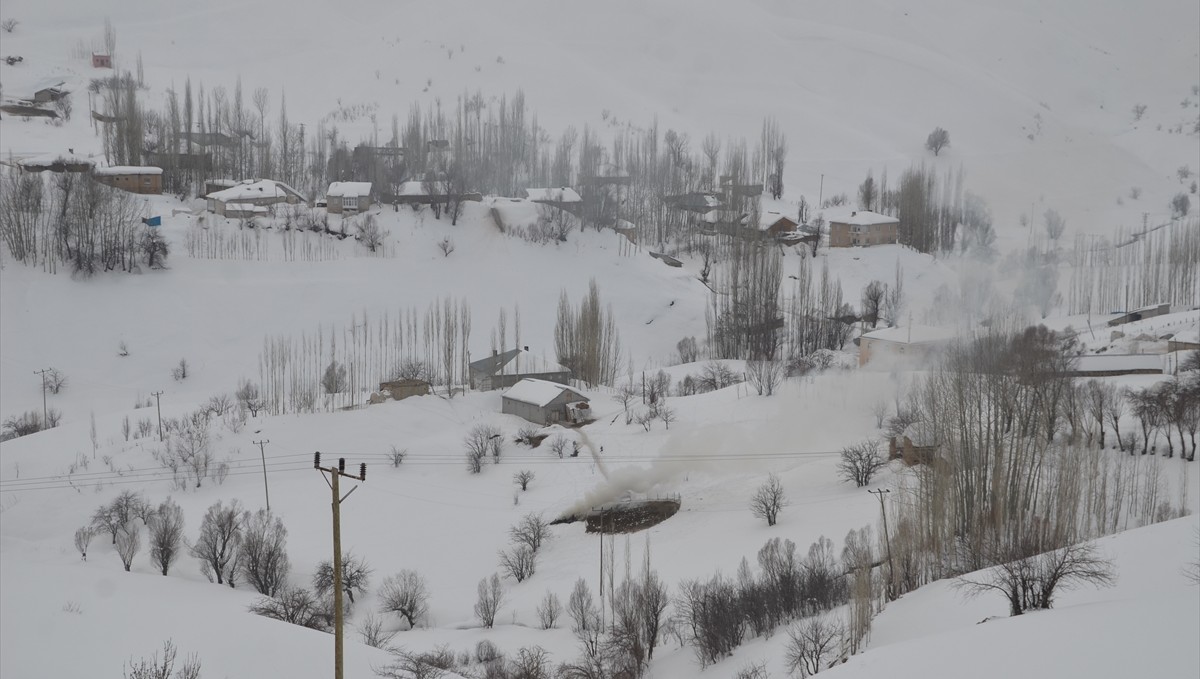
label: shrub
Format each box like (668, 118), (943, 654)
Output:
(248, 587), (328, 630)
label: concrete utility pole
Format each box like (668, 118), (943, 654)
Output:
(253, 439), (270, 510)
(868, 488), (895, 600)
(33, 368), (52, 424)
(314, 453), (366, 679)
(152, 391), (164, 441)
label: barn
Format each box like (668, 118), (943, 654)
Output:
(502, 379), (591, 426)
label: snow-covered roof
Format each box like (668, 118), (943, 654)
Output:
(94, 166), (163, 176)
(759, 211), (797, 230)
(502, 379), (587, 408)
(827, 210), (899, 226)
(30, 78), (67, 94)
(525, 187), (582, 203)
(208, 179), (303, 202)
(20, 152), (93, 168)
(1074, 354), (1163, 373)
(327, 182), (373, 198)
(398, 181), (436, 196)
(1171, 329), (1199, 344)
(862, 325), (958, 345)
(498, 352), (570, 376)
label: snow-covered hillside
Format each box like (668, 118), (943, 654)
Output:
(2, 1), (1198, 678)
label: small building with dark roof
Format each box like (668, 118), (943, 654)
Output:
(469, 347), (571, 391)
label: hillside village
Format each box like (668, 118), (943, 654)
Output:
(1, 3), (1199, 679)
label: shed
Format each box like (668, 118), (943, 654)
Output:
(469, 347), (571, 391)
(757, 211), (799, 238)
(378, 379), (431, 401)
(1106, 303), (1172, 327)
(525, 187), (583, 215)
(1167, 329), (1199, 353)
(92, 53), (112, 68)
(20, 153), (93, 173)
(327, 181), (373, 214)
(502, 379), (591, 426)
(31, 80), (69, 103)
(889, 422), (939, 466)
(93, 166), (163, 194)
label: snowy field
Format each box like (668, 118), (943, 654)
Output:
(2, 1), (1199, 678)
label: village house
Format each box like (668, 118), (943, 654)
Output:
(858, 325), (958, 367)
(469, 347), (571, 391)
(663, 192), (723, 214)
(92, 166), (163, 195)
(206, 179), (307, 216)
(91, 53), (112, 68)
(524, 187), (583, 214)
(829, 210), (900, 247)
(326, 182), (373, 214)
(377, 378), (431, 401)
(502, 378), (591, 426)
(30, 79), (69, 103)
(756, 211), (799, 239)
(1167, 329), (1199, 354)
(20, 153), (93, 173)
(889, 422), (939, 465)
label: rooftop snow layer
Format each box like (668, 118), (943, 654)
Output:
(327, 181), (373, 198)
(93, 166), (163, 175)
(525, 187), (582, 203)
(861, 324), (958, 344)
(208, 179), (300, 202)
(827, 209), (900, 226)
(502, 378), (586, 407)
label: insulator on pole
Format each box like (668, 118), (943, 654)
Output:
(338, 458), (346, 474)
(314, 452), (321, 469)
(359, 463), (367, 481)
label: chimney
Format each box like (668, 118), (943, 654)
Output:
(851, 211), (857, 217)
(492, 349), (498, 357)
(523, 345), (529, 352)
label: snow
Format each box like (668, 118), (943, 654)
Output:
(826, 209), (900, 226)
(93, 166), (164, 176)
(861, 324), (959, 345)
(501, 378), (586, 407)
(524, 187), (581, 203)
(326, 181), (372, 198)
(397, 180), (434, 196)
(0, 1), (1197, 677)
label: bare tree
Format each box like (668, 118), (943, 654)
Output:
(861, 280), (886, 329)
(238, 509), (290, 596)
(357, 613), (398, 649)
(513, 469), (535, 491)
(189, 499), (244, 585)
(858, 171), (877, 211)
(357, 214), (385, 252)
(379, 570), (429, 629)
(123, 639), (201, 679)
(659, 403), (677, 429)
(676, 336), (699, 364)
(313, 552), (372, 605)
(510, 513), (551, 553)
(248, 587), (328, 630)
(925, 127), (950, 156)
(750, 473), (788, 526)
(148, 498), (185, 575)
(474, 573), (505, 627)
(375, 648), (448, 679)
(784, 616), (844, 677)
(74, 526), (94, 561)
(956, 539), (1116, 616)
(746, 359), (782, 396)
(465, 424), (500, 473)
(115, 522), (142, 572)
(837, 439), (886, 487)
(1, 19), (19, 33)
(537, 591), (562, 629)
(321, 359), (347, 394)
(870, 398), (889, 429)
(567, 578), (598, 631)
(437, 237), (455, 257)
(548, 435), (570, 459)
(499, 545), (537, 582)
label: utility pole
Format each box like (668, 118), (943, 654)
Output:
(33, 368), (52, 424)
(253, 439), (271, 510)
(868, 488), (895, 600)
(152, 391), (164, 441)
(314, 452), (366, 679)
(818, 173), (824, 208)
